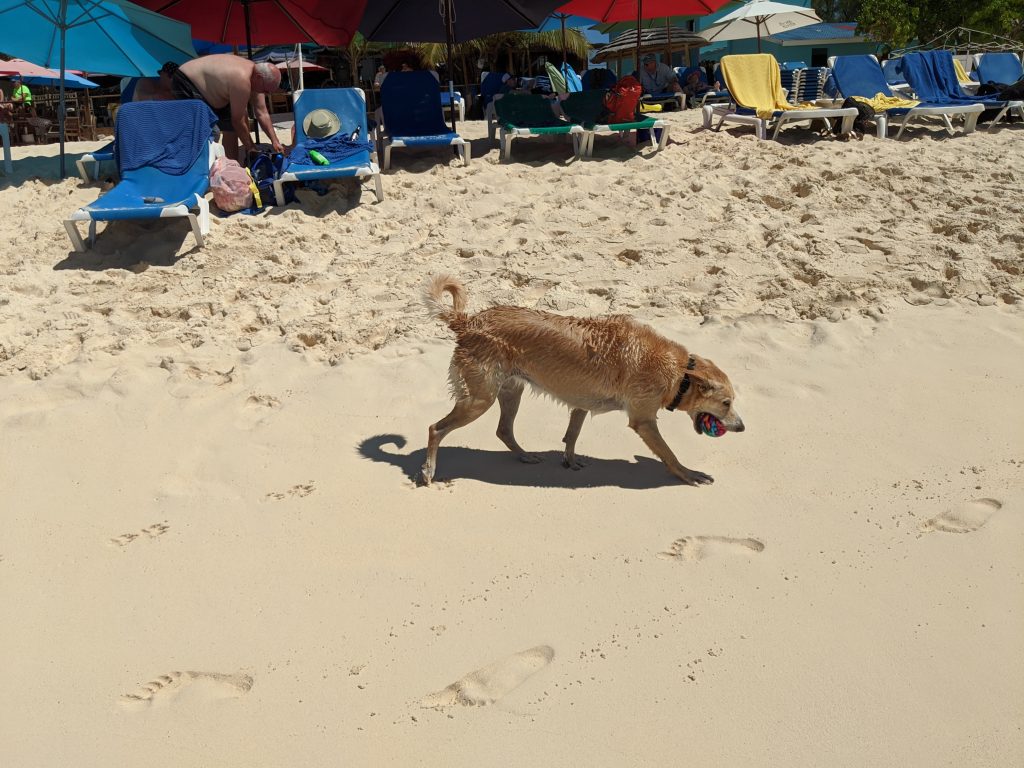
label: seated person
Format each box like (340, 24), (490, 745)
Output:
(480, 69), (518, 108)
(10, 75), (34, 115)
(636, 54), (681, 96)
(380, 49), (440, 85)
(680, 68), (714, 105)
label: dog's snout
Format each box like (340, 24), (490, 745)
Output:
(730, 417), (745, 433)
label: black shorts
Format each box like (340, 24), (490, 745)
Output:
(171, 70), (233, 128)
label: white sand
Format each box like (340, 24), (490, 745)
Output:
(2, 110), (1022, 767)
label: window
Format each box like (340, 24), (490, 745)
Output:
(811, 48), (828, 67)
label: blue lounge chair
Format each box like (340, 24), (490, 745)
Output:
(273, 87), (383, 205)
(64, 101), (220, 253)
(779, 62), (803, 104)
(973, 52), (1024, 87)
(693, 65), (731, 108)
(379, 71), (469, 170)
(581, 69), (617, 90)
(76, 140), (115, 182)
(794, 67), (829, 103)
(902, 50), (1023, 130)
(829, 54), (984, 139)
(439, 89), (465, 122)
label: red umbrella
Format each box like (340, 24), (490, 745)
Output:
(558, 0), (730, 72)
(137, 0), (367, 47)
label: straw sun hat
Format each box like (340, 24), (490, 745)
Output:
(302, 108), (341, 139)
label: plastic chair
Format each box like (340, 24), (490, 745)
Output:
(273, 87), (383, 205)
(64, 100), (221, 252)
(379, 71), (469, 170)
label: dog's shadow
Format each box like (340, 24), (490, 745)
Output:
(358, 434), (684, 490)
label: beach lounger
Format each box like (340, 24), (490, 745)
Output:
(582, 69), (617, 91)
(493, 93), (584, 161)
(0, 123), (11, 176)
(973, 52), (1024, 89)
(76, 140), (115, 182)
(561, 89), (668, 158)
(274, 87), (383, 205)
(829, 54), (984, 139)
(794, 67), (829, 103)
(64, 101), (221, 253)
(902, 50), (1023, 131)
(379, 71), (469, 170)
(439, 89), (465, 122)
(693, 65), (732, 108)
(702, 54), (856, 140)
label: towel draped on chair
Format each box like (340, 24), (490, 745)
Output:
(851, 93), (920, 111)
(116, 100), (218, 176)
(720, 54), (816, 119)
(287, 134), (374, 169)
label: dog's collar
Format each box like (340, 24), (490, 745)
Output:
(666, 356), (696, 412)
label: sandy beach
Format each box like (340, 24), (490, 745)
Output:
(2, 109), (1022, 767)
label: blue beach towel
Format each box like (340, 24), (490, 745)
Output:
(286, 133), (374, 170)
(902, 51), (998, 105)
(115, 100), (218, 176)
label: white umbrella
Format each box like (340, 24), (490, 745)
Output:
(702, 0), (821, 53)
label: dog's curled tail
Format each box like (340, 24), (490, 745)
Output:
(424, 275), (467, 325)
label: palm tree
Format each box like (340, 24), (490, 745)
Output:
(417, 29), (591, 82)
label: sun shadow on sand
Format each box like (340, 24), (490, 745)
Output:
(358, 434), (682, 490)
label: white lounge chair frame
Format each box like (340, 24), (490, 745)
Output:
(65, 143), (222, 253)
(76, 146), (113, 182)
(583, 120), (669, 157)
(382, 135), (470, 171)
(702, 102), (856, 140)
(498, 124), (585, 161)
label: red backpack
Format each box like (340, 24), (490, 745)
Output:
(603, 75), (642, 123)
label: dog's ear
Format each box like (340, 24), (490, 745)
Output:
(686, 358), (719, 392)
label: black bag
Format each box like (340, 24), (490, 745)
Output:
(833, 97), (875, 137)
(998, 77), (1024, 101)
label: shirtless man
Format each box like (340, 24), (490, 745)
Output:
(171, 54), (283, 160)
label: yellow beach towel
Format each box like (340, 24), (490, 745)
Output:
(953, 58), (973, 85)
(852, 93), (920, 112)
(720, 54), (817, 119)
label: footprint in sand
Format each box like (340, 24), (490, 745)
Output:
(119, 671), (253, 711)
(658, 536), (765, 562)
(421, 645), (554, 709)
(265, 482), (316, 501)
(109, 522), (170, 548)
(921, 498), (1003, 534)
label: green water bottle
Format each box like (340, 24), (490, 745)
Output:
(309, 150), (329, 166)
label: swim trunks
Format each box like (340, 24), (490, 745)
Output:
(171, 70), (233, 128)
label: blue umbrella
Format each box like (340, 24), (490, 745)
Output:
(0, 0), (197, 177)
(20, 71), (99, 88)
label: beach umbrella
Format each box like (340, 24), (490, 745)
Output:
(138, 0), (366, 48)
(0, 57), (97, 88)
(0, 0), (197, 178)
(700, 0), (821, 53)
(558, 0), (731, 72)
(360, 0), (568, 133)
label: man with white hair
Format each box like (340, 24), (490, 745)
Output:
(172, 54), (284, 159)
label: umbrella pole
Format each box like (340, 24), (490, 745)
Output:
(561, 14), (567, 67)
(59, 0), (67, 179)
(757, 20), (762, 53)
(242, 0), (260, 146)
(443, 0), (457, 134)
(635, 1), (642, 75)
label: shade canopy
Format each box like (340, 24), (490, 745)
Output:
(137, 0), (367, 46)
(0, 0), (197, 76)
(0, 58), (99, 88)
(556, 0), (729, 22)
(592, 27), (706, 64)
(701, 0), (821, 50)
(361, 0), (567, 42)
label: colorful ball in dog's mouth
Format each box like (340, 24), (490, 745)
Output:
(695, 412), (726, 437)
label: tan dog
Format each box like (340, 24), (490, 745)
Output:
(420, 276), (744, 486)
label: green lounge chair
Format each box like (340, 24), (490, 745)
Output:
(493, 93), (585, 161)
(560, 90), (669, 158)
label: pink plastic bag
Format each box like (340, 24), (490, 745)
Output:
(209, 157), (253, 212)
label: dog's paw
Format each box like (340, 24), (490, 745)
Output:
(562, 456), (588, 471)
(678, 468), (714, 486)
(517, 452), (542, 464)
